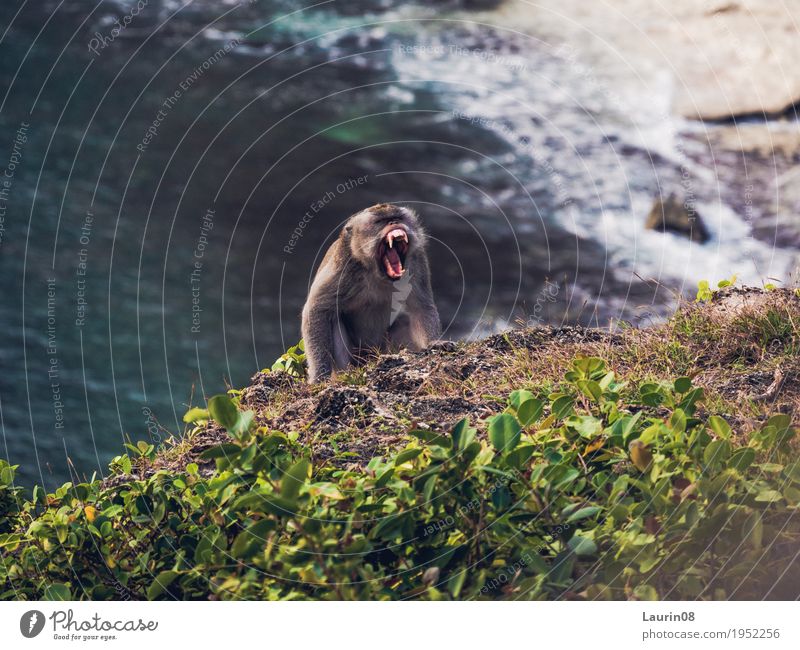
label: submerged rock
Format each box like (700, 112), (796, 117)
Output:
(645, 195), (710, 243)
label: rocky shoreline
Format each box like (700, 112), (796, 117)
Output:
(475, 0), (800, 256)
(486, 0), (800, 122)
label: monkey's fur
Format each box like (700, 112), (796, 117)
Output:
(301, 204), (440, 382)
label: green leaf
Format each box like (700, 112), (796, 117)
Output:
(198, 443), (242, 460)
(708, 415), (731, 439)
(547, 551), (575, 584)
(281, 459), (311, 501)
(633, 584), (659, 600)
(371, 513), (406, 540)
(744, 511), (763, 550)
(785, 461), (800, 484)
(669, 409), (686, 434)
(568, 535), (597, 557)
(147, 571), (180, 600)
(262, 495), (300, 517)
(703, 440), (731, 466)
(374, 467), (394, 488)
(183, 407), (210, 423)
(422, 474), (437, 503)
(551, 395), (575, 419)
(571, 357), (606, 379)
(233, 492), (297, 517)
(504, 444), (535, 470)
(43, 583), (72, 601)
(641, 392), (663, 407)
(767, 414), (792, 431)
(728, 448), (755, 472)
(567, 415), (603, 439)
(517, 398), (544, 427)
(452, 418), (476, 451)
(543, 447), (562, 464)
(611, 412), (642, 443)
(308, 482), (345, 500)
(754, 489), (783, 503)
(565, 506), (602, 523)
(231, 520), (276, 558)
(679, 387), (704, 414)
(491, 485), (512, 510)
(696, 280), (712, 302)
(488, 413), (521, 453)
(674, 377), (692, 393)
(508, 390), (535, 410)
(208, 395), (239, 430)
(395, 448), (423, 466)
(448, 570), (467, 598)
(576, 379), (603, 402)
(0, 533), (22, 550)
(0, 465), (12, 486)
(410, 429), (452, 448)
(231, 410), (255, 439)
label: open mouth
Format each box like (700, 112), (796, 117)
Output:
(378, 227), (409, 280)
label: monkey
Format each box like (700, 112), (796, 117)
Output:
(301, 203), (440, 383)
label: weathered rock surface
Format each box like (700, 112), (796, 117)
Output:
(704, 124), (800, 158)
(487, 0), (800, 121)
(645, 195), (711, 243)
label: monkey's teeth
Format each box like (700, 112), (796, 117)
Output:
(386, 228), (407, 249)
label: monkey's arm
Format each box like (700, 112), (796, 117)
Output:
(413, 290), (441, 344)
(302, 293), (337, 383)
(391, 259), (440, 350)
(413, 255), (441, 342)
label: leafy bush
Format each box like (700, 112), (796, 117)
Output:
(696, 276), (737, 302)
(269, 339), (306, 377)
(0, 460), (23, 535)
(1, 357), (799, 600)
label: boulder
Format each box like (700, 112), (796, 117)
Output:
(487, 0), (800, 121)
(645, 195), (710, 243)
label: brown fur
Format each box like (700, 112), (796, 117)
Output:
(301, 204), (440, 382)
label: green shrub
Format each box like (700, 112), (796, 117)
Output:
(1, 357), (799, 600)
(269, 339), (306, 378)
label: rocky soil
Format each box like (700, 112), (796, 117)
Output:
(137, 287), (799, 480)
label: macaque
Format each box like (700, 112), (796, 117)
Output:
(301, 203), (440, 382)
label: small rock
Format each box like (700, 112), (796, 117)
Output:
(314, 387), (376, 424)
(408, 396), (477, 429)
(645, 195), (710, 243)
(428, 340), (458, 353)
(373, 358), (427, 392)
(422, 566), (441, 586)
(240, 370), (296, 407)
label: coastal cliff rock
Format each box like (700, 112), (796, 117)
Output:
(645, 195), (711, 243)
(489, 0), (800, 121)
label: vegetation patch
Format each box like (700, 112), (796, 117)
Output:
(1, 287), (798, 600)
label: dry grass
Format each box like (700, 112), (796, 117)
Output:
(137, 287), (798, 477)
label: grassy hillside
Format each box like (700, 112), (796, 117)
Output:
(1, 287), (799, 600)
